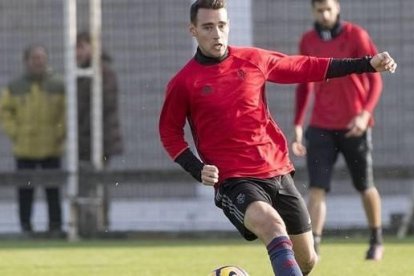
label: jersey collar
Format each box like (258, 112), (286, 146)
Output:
(194, 47), (229, 65)
(314, 17), (343, 41)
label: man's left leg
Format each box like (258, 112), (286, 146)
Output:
(46, 187), (62, 232)
(41, 158), (62, 233)
(276, 174), (318, 274)
(341, 129), (383, 260)
(290, 231), (318, 275)
(244, 201), (304, 276)
(361, 186), (383, 260)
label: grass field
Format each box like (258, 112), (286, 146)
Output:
(0, 237), (413, 275)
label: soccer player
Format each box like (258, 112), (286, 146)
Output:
(292, 0), (385, 261)
(159, 0), (396, 275)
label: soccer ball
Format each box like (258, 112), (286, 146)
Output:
(208, 265), (249, 276)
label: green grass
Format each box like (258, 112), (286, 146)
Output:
(0, 237), (413, 275)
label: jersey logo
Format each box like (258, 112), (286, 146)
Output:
(201, 84), (213, 95)
(236, 193), (246, 205)
(237, 69), (246, 80)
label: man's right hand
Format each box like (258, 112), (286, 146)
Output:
(201, 165), (219, 186)
(291, 125), (307, 157)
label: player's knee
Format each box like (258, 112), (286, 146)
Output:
(245, 202), (287, 240)
(354, 184), (368, 192)
(352, 177), (375, 192)
(300, 260), (316, 275)
(355, 184), (374, 194)
(250, 219), (286, 243)
(298, 252), (318, 275)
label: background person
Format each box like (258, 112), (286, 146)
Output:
(292, 0), (385, 260)
(0, 45), (65, 236)
(76, 32), (123, 236)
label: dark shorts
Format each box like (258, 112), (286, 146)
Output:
(214, 174), (311, 241)
(305, 126), (374, 192)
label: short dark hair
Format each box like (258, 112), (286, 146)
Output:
(311, 0), (338, 6)
(76, 31), (113, 63)
(23, 45), (48, 61)
(76, 31), (91, 45)
(190, 0), (226, 24)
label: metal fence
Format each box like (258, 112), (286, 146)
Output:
(0, 0), (413, 235)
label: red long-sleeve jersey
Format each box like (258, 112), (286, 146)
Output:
(294, 21), (383, 129)
(160, 46), (330, 183)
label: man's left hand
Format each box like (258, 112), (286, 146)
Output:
(345, 110), (371, 137)
(370, 52), (397, 73)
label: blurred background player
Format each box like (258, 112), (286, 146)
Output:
(291, 0), (384, 260)
(76, 32), (123, 236)
(0, 45), (65, 236)
(160, 0), (396, 274)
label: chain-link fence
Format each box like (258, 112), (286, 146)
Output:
(0, 0), (412, 235)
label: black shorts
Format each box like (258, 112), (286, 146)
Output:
(214, 174), (311, 241)
(305, 126), (374, 192)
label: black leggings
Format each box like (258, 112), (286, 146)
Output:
(17, 158), (62, 231)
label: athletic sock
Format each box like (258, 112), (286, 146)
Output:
(313, 233), (322, 255)
(369, 227), (383, 245)
(267, 236), (303, 276)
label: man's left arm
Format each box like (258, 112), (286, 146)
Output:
(102, 65), (119, 113)
(326, 52), (397, 78)
(57, 92), (66, 142)
(345, 30), (388, 137)
(265, 52), (396, 85)
(358, 33), (383, 126)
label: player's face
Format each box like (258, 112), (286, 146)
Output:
(76, 40), (92, 66)
(26, 47), (48, 76)
(312, 0), (340, 29)
(190, 8), (229, 58)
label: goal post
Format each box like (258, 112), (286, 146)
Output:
(63, 0), (80, 242)
(63, 0), (104, 241)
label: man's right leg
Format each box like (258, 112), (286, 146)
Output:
(305, 127), (337, 255)
(18, 187), (34, 232)
(16, 159), (37, 233)
(216, 179), (303, 276)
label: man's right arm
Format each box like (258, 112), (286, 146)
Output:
(159, 78), (190, 159)
(0, 88), (17, 141)
(291, 38), (311, 157)
(174, 148), (204, 182)
(159, 79), (206, 183)
(174, 149), (219, 185)
(292, 82), (312, 157)
(159, 78), (219, 185)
